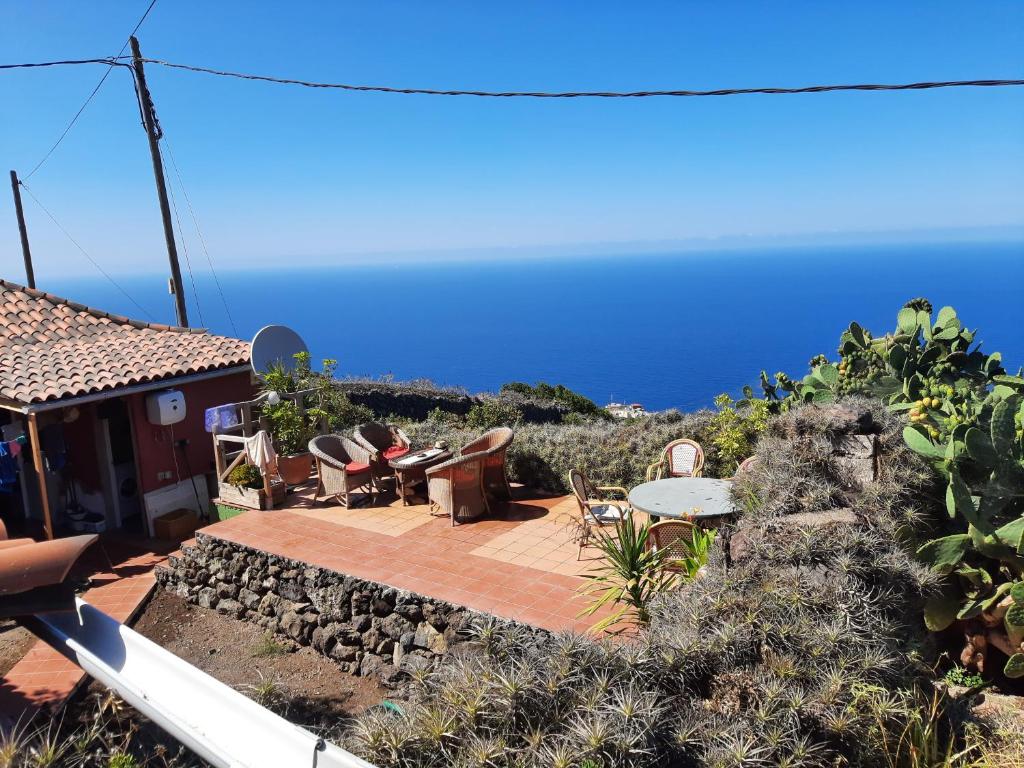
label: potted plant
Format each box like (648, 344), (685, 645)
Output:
(264, 399), (318, 485)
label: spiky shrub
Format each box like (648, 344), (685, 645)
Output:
(348, 625), (669, 768)
(401, 407), (756, 493)
(348, 401), (953, 767)
(0, 692), (205, 767)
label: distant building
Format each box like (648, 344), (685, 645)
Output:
(0, 279), (254, 540)
(605, 401), (647, 419)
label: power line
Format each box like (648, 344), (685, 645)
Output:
(17, 181), (157, 321)
(160, 133), (239, 337)
(139, 62), (1024, 98)
(4, 55), (1023, 99)
(22, 0), (159, 180)
(0, 57), (129, 70)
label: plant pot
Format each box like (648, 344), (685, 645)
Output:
(278, 452), (313, 485)
(219, 479), (286, 510)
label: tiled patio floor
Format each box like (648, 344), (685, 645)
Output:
(203, 482), (619, 632)
(0, 535), (172, 723)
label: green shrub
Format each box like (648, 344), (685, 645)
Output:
(227, 463), (263, 490)
(465, 398), (523, 429)
(707, 393), (769, 474)
(501, 381), (609, 420)
(262, 399), (318, 456)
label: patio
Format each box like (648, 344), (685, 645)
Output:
(200, 481), (615, 633)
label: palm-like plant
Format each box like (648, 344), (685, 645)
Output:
(576, 518), (679, 632)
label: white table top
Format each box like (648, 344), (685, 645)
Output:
(628, 477), (736, 519)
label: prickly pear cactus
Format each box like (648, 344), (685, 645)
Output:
(1004, 582), (1024, 678)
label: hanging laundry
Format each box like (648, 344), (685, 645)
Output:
(243, 430), (278, 478)
(204, 404), (240, 433)
(0, 441), (17, 493)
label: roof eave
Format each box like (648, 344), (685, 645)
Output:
(0, 364), (254, 414)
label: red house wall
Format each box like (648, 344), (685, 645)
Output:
(127, 371), (255, 495)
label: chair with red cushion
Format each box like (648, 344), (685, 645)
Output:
(308, 434), (376, 509)
(354, 422), (412, 484)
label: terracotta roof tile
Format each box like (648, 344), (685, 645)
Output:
(0, 279), (250, 405)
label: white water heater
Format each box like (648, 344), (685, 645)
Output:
(145, 389), (186, 426)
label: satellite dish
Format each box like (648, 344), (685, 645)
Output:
(250, 325), (308, 376)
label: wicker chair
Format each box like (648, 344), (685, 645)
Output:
(426, 451), (488, 525)
(353, 422), (412, 482)
(646, 438), (705, 481)
(461, 427), (514, 500)
(308, 434), (376, 509)
(733, 456), (758, 477)
(648, 520), (696, 573)
(569, 469), (630, 559)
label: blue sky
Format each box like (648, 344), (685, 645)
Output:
(1, 1), (1022, 278)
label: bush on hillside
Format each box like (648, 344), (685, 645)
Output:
(465, 398), (524, 430)
(500, 381), (610, 421)
(404, 399), (768, 493)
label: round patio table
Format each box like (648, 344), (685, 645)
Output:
(628, 477), (737, 523)
(389, 447), (453, 506)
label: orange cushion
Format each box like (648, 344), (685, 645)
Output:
(346, 462), (371, 474)
(383, 446), (409, 461)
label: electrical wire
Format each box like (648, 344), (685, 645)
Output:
(17, 181), (157, 322)
(139, 61), (1024, 98)
(161, 133), (239, 336)
(159, 144), (205, 328)
(22, 0), (159, 180)
(0, 57), (129, 70)
(4, 55), (1022, 98)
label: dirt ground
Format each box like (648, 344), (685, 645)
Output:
(130, 590), (391, 731)
(0, 619), (38, 677)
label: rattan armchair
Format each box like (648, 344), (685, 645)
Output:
(353, 422), (412, 482)
(733, 456), (758, 478)
(309, 434), (376, 509)
(569, 469), (630, 559)
(648, 520), (696, 573)
(461, 427), (514, 500)
(426, 451), (488, 525)
(645, 438), (705, 481)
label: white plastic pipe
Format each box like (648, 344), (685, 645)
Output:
(28, 599), (377, 768)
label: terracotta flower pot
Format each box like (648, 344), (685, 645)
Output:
(277, 452), (312, 486)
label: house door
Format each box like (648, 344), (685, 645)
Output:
(97, 399), (142, 530)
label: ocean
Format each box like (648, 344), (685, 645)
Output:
(43, 241), (1024, 412)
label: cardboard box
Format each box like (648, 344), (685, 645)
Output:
(153, 508), (198, 541)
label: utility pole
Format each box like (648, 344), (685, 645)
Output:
(9, 170), (36, 288)
(129, 36), (188, 327)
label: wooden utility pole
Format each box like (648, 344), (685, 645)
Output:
(129, 36), (189, 327)
(9, 170), (36, 289)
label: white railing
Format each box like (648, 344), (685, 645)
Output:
(27, 599), (378, 768)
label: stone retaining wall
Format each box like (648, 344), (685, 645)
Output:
(156, 534), (546, 686)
